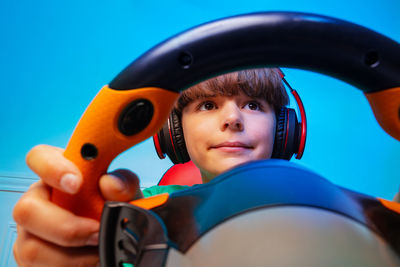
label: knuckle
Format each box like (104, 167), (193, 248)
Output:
(17, 239), (39, 266)
(26, 144), (45, 161)
(28, 145), (41, 155)
(13, 243), (22, 267)
(13, 196), (34, 226)
(59, 222), (81, 246)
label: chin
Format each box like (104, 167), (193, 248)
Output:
(200, 156), (267, 181)
(215, 158), (252, 175)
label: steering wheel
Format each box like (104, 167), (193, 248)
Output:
(48, 10), (400, 267)
(51, 11), (400, 220)
(49, 13), (400, 264)
(100, 160), (400, 266)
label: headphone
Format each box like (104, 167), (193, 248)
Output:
(153, 69), (307, 164)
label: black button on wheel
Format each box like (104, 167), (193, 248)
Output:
(118, 99), (154, 136)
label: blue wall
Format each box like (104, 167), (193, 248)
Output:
(1, 0), (399, 198)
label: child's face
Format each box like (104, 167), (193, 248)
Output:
(181, 92), (276, 182)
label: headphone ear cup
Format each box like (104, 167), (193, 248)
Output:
(154, 116), (177, 163)
(272, 107), (300, 160)
(154, 111), (190, 164)
(272, 107), (286, 159)
(169, 111), (191, 164)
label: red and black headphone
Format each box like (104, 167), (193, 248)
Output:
(153, 70), (307, 164)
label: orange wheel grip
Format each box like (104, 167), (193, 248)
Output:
(365, 87), (400, 141)
(129, 193), (169, 210)
(378, 198), (400, 214)
(51, 85), (179, 220)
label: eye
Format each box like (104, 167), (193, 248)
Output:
(199, 101), (217, 111)
(244, 101), (262, 111)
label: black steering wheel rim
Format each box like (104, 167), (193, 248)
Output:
(109, 11), (400, 94)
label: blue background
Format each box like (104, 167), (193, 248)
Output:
(0, 0), (399, 198)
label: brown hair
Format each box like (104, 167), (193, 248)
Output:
(175, 68), (289, 115)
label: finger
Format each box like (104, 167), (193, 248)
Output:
(99, 169), (143, 201)
(14, 226), (99, 267)
(26, 144), (83, 194)
(13, 181), (100, 247)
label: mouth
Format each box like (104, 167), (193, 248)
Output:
(210, 141), (253, 151)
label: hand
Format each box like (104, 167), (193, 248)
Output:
(13, 145), (142, 267)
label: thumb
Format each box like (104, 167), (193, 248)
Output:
(99, 169), (143, 201)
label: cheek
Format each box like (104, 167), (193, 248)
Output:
(182, 116), (204, 157)
(249, 115), (276, 154)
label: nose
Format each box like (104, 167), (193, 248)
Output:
(221, 103), (244, 131)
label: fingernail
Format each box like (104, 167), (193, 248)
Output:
(60, 173), (81, 194)
(86, 232), (99, 246)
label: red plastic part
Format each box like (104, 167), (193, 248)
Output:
(158, 161), (203, 186)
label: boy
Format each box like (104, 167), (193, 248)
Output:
(13, 68), (288, 266)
